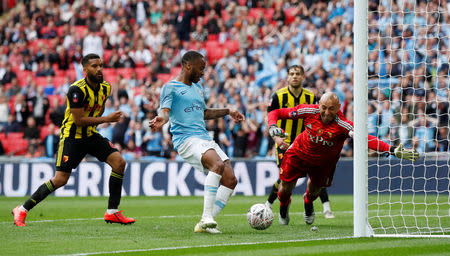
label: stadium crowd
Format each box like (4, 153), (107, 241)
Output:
(0, 0), (449, 160)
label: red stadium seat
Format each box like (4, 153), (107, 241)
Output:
(265, 8), (275, 21)
(47, 95), (62, 107)
(157, 73), (172, 84)
(2, 138), (28, 155)
(16, 71), (32, 86)
(74, 26), (88, 38)
(205, 41), (224, 63)
(4, 132), (23, 140)
(35, 76), (49, 86)
(65, 69), (77, 81)
(103, 50), (113, 64)
(207, 34), (218, 41)
(52, 76), (67, 88)
(135, 67), (149, 80)
(170, 67), (181, 76)
(102, 68), (116, 80)
(56, 26), (65, 36)
(115, 68), (133, 79)
(284, 7), (297, 24)
(221, 9), (230, 22)
(223, 40), (240, 54)
(248, 8), (265, 19)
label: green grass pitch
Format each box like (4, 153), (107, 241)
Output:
(1, 195), (449, 256)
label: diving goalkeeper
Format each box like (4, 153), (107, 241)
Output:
(268, 92), (419, 225)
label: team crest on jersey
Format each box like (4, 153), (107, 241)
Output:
(317, 129), (323, 136)
(196, 88), (203, 96)
(63, 155), (69, 162)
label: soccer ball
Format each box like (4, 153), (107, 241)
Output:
(246, 203), (274, 230)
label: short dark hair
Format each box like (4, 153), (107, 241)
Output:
(82, 53), (101, 67)
(181, 51), (204, 66)
(287, 65), (305, 75)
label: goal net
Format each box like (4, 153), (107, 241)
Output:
(363, 0), (450, 237)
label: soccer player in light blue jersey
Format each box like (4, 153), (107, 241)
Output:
(149, 51), (245, 234)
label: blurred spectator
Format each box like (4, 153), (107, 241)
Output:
(436, 127), (449, 152)
(49, 96), (66, 127)
(174, 2), (193, 41)
(36, 61), (55, 77)
(143, 126), (163, 156)
(0, 96), (8, 128)
(4, 114), (22, 133)
(6, 77), (21, 98)
(1, 64), (17, 85)
(43, 123), (59, 158)
(82, 28), (103, 57)
(30, 86), (50, 126)
(112, 114), (130, 148)
(23, 116), (41, 153)
(14, 94), (30, 127)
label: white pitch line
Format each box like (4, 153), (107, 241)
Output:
(55, 236), (355, 256)
(1, 211), (355, 225)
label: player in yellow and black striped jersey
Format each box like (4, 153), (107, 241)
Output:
(12, 54), (135, 227)
(265, 65), (335, 220)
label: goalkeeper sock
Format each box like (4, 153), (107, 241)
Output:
(277, 189), (292, 209)
(212, 185), (233, 218)
(319, 188), (329, 203)
(23, 180), (55, 211)
(203, 171), (221, 219)
(304, 189), (319, 205)
(267, 179), (280, 204)
(108, 171), (123, 209)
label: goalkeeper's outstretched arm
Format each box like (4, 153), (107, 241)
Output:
(349, 131), (419, 161)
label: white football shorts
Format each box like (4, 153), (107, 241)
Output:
(177, 137), (229, 174)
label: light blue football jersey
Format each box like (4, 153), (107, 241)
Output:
(159, 79), (211, 150)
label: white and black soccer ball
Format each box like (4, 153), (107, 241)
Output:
(246, 203), (274, 230)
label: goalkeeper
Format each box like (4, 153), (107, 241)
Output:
(268, 92), (419, 225)
(264, 65), (335, 219)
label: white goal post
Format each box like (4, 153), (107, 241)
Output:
(353, 0), (450, 237)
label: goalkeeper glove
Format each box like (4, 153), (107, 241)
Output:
(269, 125), (288, 138)
(393, 143), (419, 162)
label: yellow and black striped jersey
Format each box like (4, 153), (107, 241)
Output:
(60, 78), (111, 139)
(267, 87), (315, 144)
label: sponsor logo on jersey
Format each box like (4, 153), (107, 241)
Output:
(184, 103), (202, 113)
(307, 130), (334, 146)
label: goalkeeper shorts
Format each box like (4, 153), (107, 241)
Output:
(279, 149), (337, 187)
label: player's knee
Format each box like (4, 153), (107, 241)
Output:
(224, 175), (237, 189)
(210, 161), (225, 175)
(52, 176), (69, 188)
(117, 157), (126, 172)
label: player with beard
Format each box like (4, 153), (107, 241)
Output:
(12, 54), (135, 226)
(150, 51), (245, 233)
